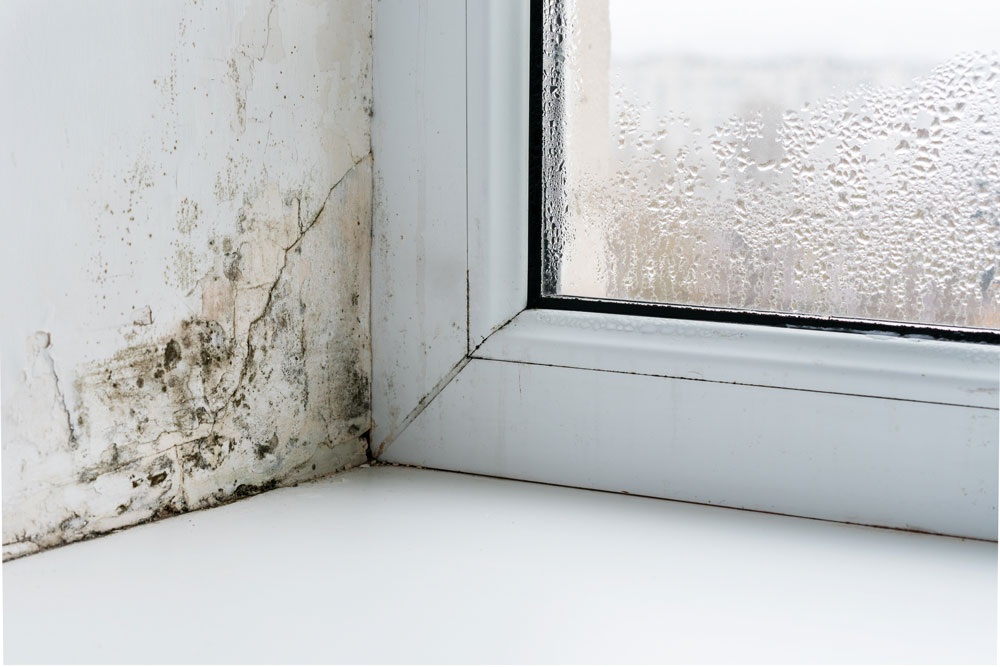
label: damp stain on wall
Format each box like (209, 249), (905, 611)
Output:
(1, 0), (373, 560)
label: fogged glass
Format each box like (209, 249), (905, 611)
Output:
(543, 0), (1000, 329)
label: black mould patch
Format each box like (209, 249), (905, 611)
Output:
(223, 250), (242, 282)
(342, 360), (370, 420)
(163, 339), (182, 370)
(234, 479), (278, 498)
(151, 503), (184, 520)
(180, 434), (227, 472)
(74, 318), (237, 453)
(254, 433), (278, 460)
(147, 471), (168, 487)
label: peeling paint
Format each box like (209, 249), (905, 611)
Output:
(1, 0), (373, 560)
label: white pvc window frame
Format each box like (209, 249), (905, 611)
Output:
(372, 0), (999, 541)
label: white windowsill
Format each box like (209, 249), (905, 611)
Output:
(4, 466), (996, 664)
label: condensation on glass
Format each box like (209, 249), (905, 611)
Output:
(542, 0), (1000, 329)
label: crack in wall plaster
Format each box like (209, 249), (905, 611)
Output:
(228, 153), (369, 416)
(45, 335), (81, 452)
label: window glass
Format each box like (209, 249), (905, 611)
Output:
(543, 0), (1000, 329)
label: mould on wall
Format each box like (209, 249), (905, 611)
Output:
(3, 156), (372, 560)
(2, 0), (374, 560)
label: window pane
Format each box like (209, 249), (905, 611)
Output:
(543, 0), (1000, 329)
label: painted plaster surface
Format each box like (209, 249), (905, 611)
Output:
(1, 0), (373, 559)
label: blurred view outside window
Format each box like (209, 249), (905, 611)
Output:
(545, 0), (1000, 329)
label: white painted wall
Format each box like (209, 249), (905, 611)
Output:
(1, 0), (373, 559)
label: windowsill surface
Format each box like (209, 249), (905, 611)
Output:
(3, 466), (996, 663)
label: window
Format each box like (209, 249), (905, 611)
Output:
(531, 0), (1000, 344)
(372, 0), (998, 543)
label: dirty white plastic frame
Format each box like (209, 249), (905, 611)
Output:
(371, 0), (999, 540)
